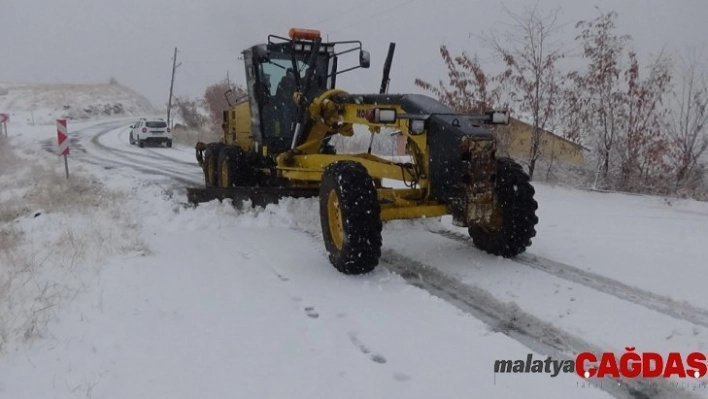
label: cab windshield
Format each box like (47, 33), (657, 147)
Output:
(258, 47), (333, 141)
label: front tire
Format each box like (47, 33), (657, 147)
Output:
(468, 157), (538, 258)
(319, 161), (382, 275)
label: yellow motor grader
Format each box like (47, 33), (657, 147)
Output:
(190, 28), (538, 275)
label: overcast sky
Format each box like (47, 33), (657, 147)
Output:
(1, 0), (707, 108)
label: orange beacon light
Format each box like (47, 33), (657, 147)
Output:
(288, 28), (321, 40)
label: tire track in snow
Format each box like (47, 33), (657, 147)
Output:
(379, 249), (697, 399)
(115, 125), (198, 167)
(80, 156), (199, 187)
(88, 127), (200, 177)
(142, 145), (197, 167)
(287, 225), (695, 399)
(41, 121), (203, 186)
(431, 228), (708, 330)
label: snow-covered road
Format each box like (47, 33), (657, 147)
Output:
(2, 119), (707, 399)
(45, 120), (204, 187)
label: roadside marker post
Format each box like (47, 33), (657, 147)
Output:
(0, 113), (9, 137)
(56, 119), (70, 178)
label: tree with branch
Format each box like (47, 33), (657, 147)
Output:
(415, 46), (513, 155)
(617, 51), (673, 191)
(415, 45), (501, 113)
(173, 96), (206, 129)
(666, 51), (708, 191)
(481, 5), (565, 180)
(571, 10), (631, 187)
(202, 79), (248, 132)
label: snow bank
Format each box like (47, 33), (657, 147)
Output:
(0, 137), (144, 352)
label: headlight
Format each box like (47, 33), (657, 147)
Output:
(410, 119), (425, 134)
(489, 110), (510, 125)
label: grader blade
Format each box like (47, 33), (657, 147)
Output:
(186, 187), (319, 208)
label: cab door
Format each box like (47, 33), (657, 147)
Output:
(243, 47), (265, 148)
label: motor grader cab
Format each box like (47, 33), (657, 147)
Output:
(191, 28), (538, 275)
(246, 31), (347, 154)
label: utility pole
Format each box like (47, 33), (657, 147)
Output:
(166, 47), (182, 128)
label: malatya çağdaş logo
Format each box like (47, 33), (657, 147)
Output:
(494, 349), (706, 379)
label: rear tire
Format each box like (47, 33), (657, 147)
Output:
(203, 143), (223, 187)
(138, 139), (145, 148)
(319, 161), (382, 275)
(217, 146), (257, 188)
(166, 139), (172, 148)
(217, 147), (237, 188)
(468, 157), (538, 258)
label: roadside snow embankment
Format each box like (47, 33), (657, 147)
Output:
(0, 137), (144, 352)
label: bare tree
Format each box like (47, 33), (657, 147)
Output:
(415, 45), (512, 155)
(571, 10), (631, 187)
(174, 96), (206, 129)
(618, 51), (673, 191)
(202, 79), (247, 132)
(559, 77), (587, 147)
(481, 4), (565, 180)
(415, 45), (502, 113)
(666, 50), (708, 190)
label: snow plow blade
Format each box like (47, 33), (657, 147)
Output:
(186, 187), (319, 208)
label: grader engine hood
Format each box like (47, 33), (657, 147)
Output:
(326, 93), (500, 227)
(427, 115), (497, 227)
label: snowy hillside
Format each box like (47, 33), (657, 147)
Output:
(0, 82), (157, 125)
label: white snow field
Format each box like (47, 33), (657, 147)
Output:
(0, 82), (157, 126)
(1, 114), (707, 399)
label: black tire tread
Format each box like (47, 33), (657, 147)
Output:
(319, 161), (382, 275)
(468, 157), (538, 258)
(218, 146), (257, 187)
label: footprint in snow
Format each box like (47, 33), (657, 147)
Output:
(370, 354), (387, 364)
(305, 306), (319, 318)
(348, 332), (387, 364)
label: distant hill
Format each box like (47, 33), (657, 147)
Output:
(0, 82), (158, 125)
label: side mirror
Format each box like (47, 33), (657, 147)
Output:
(224, 89), (233, 107)
(253, 44), (270, 63)
(359, 50), (371, 69)
(129, 125), (134, 129)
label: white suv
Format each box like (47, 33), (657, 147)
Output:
(129, 118), (172, 148)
